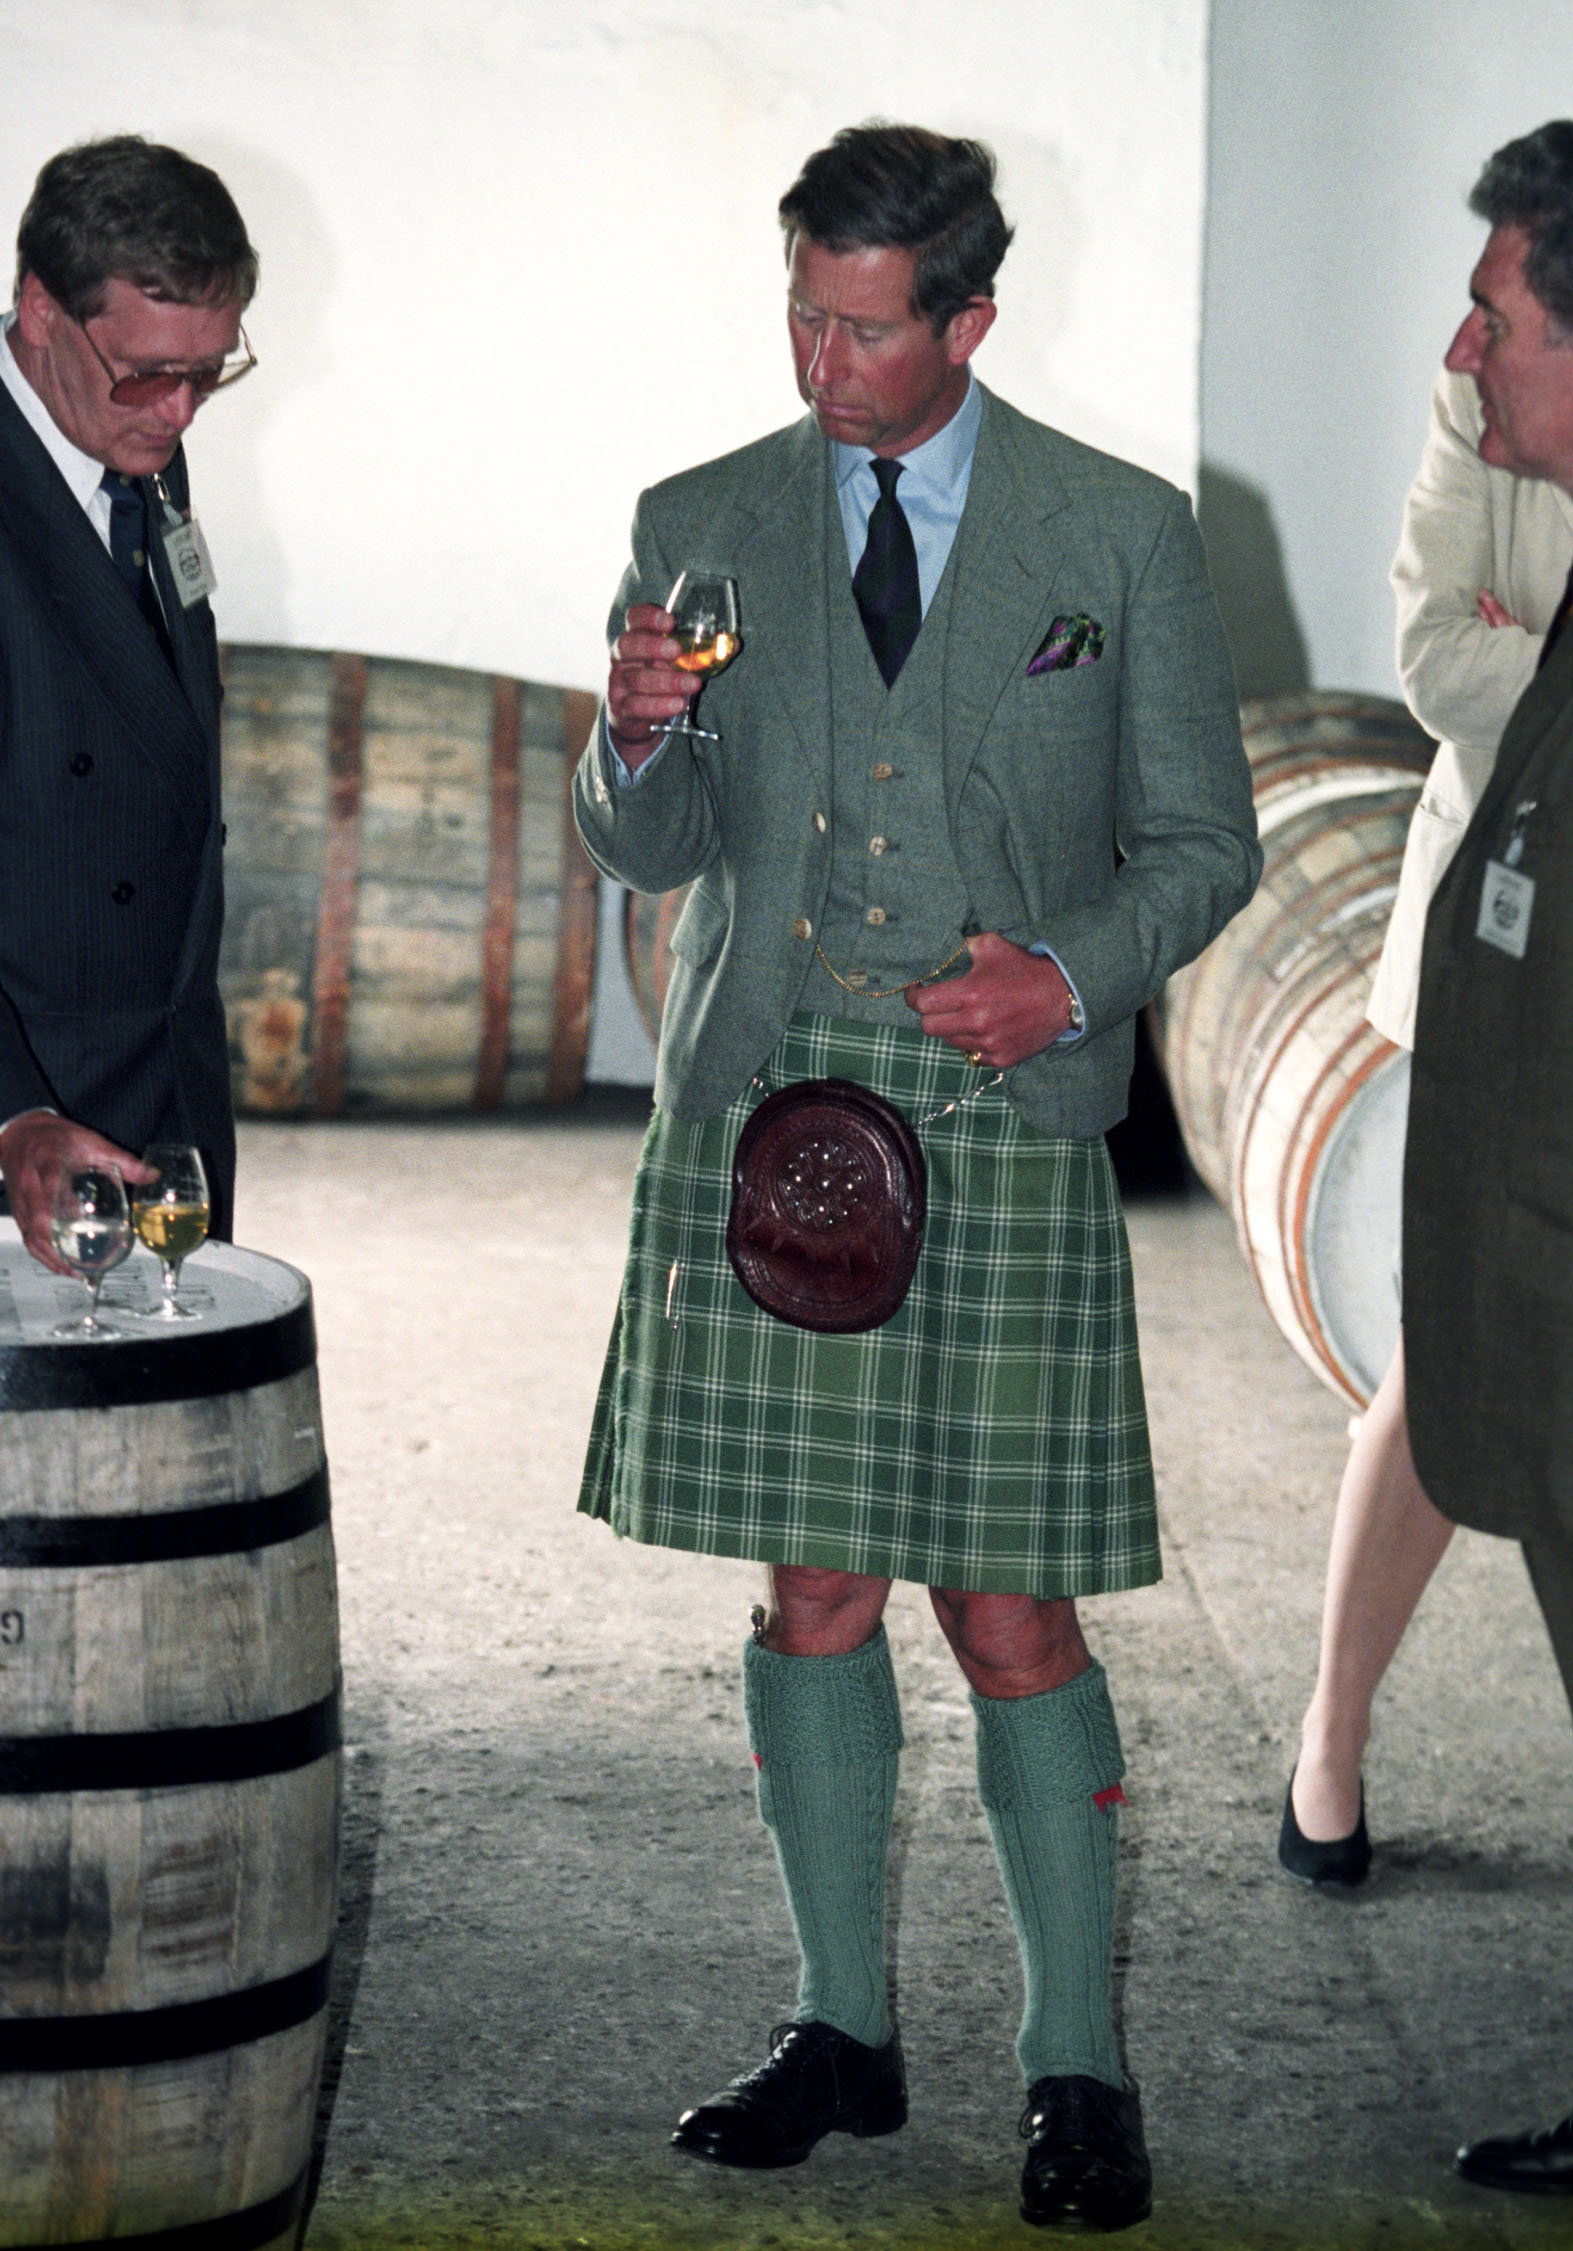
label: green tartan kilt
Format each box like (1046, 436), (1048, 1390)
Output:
(579, 1013), (1158, 1596)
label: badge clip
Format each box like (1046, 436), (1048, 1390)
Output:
(1503, 798), (1539, 869)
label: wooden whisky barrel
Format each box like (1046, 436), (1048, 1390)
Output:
(1159, 693), (1435, 1407)
(0, 1232), (339, 2249)
(218, 645), (600, 1116)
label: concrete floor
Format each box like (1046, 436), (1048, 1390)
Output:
(226, 1101), (1573, 2251)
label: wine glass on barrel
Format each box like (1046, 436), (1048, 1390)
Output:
(49, 1166), (133, 1338)
(131, 1144), (211, 1320)
(664, 571), (741, 741)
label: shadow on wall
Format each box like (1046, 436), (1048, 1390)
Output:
(1197, 462), (1310, 698)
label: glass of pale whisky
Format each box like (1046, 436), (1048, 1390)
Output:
(132, 1143), (211, 1320)
(665, 571), (741, 741)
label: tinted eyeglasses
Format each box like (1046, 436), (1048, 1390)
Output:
(77, 314), (256, 407)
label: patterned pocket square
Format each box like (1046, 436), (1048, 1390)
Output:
(1027, 614), (1105, 675)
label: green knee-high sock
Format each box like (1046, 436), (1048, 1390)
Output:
(973, 1660), (1125, 2090)
(742, 1626), (903, 2049)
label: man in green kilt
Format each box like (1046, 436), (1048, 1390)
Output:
(574, 123), (1258, 2232)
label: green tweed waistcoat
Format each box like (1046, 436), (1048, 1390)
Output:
(800, 485), (973, 1024)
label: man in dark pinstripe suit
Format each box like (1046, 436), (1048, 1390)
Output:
(0, 136), (257, 1260)
(1405, 121), (1573, 2198)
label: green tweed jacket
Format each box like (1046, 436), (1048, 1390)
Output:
(574, 385), (1260, 1136)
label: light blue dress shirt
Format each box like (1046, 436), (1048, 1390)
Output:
(830, 368), (982, 612)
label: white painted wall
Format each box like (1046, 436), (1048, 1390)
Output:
(1202, 0), (1573, 699)
(1, 0), (1212, 693)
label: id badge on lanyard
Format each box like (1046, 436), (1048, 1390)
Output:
(153, 474), (217, 608)
(1476, 798), (1539, 961)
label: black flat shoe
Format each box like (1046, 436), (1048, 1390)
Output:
(1277, 1770), (1372, 1888)
(1457, 2112), (1573, 2194)
(671, 2020), (907, 2169)
(1019, 2073), (1153, 2231)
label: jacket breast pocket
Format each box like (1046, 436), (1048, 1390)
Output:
(1020, 653), (1117, 741)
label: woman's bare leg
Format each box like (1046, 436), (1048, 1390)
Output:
(1291, 1332), (1456, 1840)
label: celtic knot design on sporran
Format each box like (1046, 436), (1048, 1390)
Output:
(776, 1131), (877, 1233)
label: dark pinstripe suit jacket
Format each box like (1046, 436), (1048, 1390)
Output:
(0, 383), (234, 1237)
(1404, 619), (1573, 1541)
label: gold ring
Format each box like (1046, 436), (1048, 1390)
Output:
(965, 1049), (984, 1067)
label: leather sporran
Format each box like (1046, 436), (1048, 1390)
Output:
(726, 1077), (926, 1333)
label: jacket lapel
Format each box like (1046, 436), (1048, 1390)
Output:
(726, 417), (833, 793)
(942, 387), (1072, 805)
(145, 466), (222, 759)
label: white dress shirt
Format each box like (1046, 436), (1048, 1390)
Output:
(0, 311), (117, 552)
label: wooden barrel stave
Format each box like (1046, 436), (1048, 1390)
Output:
(9, 2021), (322, 2246)
(1296, 1046), (1410, 1399)
(1211, 806), (1408, 1179)
(0, 1247), (339, 2246)
(1159, 692), (1433, 1406)
(1, 1760), (337, 2004)
(1164, 801), (1408, 1212)
(219, 645), (599, 1116)
(1232, 951), (1399, 1399)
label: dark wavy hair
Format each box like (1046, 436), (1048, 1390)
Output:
(778, 123), (1013, 334)
(16, 136), (257, 319)
(1470, 122), (1573, 332)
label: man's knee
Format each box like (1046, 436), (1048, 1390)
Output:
(929, 1587), (1090, 1696)
(764, 1565), (891, 1655)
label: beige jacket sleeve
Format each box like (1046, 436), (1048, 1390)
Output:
(1369, 370), (1573, 1048)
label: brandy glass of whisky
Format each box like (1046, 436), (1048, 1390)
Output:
(665, 571), (741, 741)
(131, 1143), (211, 1319)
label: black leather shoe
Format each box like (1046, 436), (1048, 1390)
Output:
(1019, 2073), (1152, 2231)
(1456, 2112), (1573, 2193)
(671, 2020), (907, 2169)
(1277, 1771), (1372, 1888)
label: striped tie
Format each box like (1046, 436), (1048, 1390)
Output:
(852, 457), (921, 687)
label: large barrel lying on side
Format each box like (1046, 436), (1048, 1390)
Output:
(0, 1233), (339, 2248)
(1158, 692), (1435, 1407)
(218, 645), (600, 1116)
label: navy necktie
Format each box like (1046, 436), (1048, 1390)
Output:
(101, 469), (173, 662)
(852, 457), (922, 687)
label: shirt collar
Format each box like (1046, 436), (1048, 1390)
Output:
(832, 368), (982, 501)
(0, 308), (119, 513)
